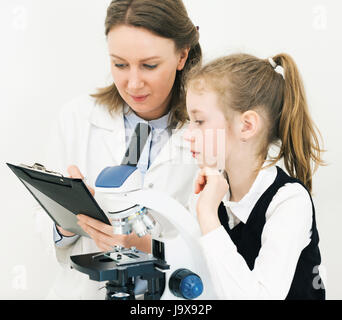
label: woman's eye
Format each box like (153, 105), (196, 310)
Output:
(114, 63), (126, 68)
(195, 120), (204, 125)
(143, 64), (158, 69)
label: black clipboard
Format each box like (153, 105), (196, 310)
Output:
(7, 162), (111, 238)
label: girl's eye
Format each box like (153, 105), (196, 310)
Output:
(143, 64), (158, 69)
(195, 120), (204, 125)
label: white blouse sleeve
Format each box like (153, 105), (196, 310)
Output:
(199, 182), (313, 300)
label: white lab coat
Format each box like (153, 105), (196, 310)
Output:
(35, 94), (199, 299)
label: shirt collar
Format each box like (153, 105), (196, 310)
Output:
(123, 104), (170, 131)
(222, 165), (278, 224)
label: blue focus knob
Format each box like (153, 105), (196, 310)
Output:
(169, 268), (203, 300)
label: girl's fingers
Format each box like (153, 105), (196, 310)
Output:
(194, 167), (228, 194)
(195, 181), (206, 194)
(195, 167), (219, 194)
(194, 171), (207, 194)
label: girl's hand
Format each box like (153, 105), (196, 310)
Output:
(195, 167), (229, 234)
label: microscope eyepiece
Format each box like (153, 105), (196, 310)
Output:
(108, 206), (158, 238)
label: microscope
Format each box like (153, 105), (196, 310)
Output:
(70, 123), (215, 300)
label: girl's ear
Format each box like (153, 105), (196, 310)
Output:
(177, 47), (190, 71)
(240, 110), (260, 142)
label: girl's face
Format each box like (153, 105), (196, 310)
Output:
(184, 87), (239, 169)
(107, 25), (189, 120)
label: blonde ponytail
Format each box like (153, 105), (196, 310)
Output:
(271, 53), (324, 192)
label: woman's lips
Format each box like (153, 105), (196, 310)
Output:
(130, 94), (149, 102)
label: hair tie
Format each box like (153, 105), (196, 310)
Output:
(196, 26), (200, 31)
(268, 57), (285, 80)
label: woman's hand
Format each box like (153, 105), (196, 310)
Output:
(77, 214), (152, 253)
(195, 167), (229, 235)
(68, 165), (95, 196)
(77, 214), (127, 251)
(57, 164), (151, 252)
(56, 165), (95, 237)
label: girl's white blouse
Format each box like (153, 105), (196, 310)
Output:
(195, 165), (316, 300)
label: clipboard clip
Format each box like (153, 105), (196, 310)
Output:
(19, 162), (64, 177)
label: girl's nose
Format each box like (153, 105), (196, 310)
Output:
(183, 127), (195, 142)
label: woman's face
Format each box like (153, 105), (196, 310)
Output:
(184, 87), (239, 169)
(107, 25), (189, 120)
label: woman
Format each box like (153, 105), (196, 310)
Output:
(38, 0), (201, 299)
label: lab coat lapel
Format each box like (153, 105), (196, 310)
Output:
(89, 104), (126, 165)
(102, 127), (126, 165)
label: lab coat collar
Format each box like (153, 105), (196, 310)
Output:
(121, 103), (191, 152)
(89, 102), (124, 133)
(222, 165), (278, 224)
(88, 102), (192, 167)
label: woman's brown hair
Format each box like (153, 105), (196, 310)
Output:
(91, 0), (201, 128)
(186, 53), (324, 192)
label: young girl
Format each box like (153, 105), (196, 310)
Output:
(184, 53), (326, 299)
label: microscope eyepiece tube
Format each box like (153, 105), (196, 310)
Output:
(131, 217), (148, 237)
(141, 212), (156, 231)
(111, 217), (132, 235)
(108, 206), (158, 237)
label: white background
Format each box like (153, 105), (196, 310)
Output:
(0, 0), (341, 299)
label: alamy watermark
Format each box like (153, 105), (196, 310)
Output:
(11, 265), (28, 291)
(123, 127), (227, 169)
(312, 5), (328, 30)
(312, 264), (327, 290)
(12, 5), (28, 31)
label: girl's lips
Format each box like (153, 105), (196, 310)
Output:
(191, 151), (200, 158)
(130, 94), (149, 102)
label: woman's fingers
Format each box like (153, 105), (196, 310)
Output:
(56, 225), (75, 237)
(67, 165), (95, 196)
(77, 214), (113, 235)
(77, 217), (126, 252)
(77, 222), (117, 251)
(67, 165), (84, 179)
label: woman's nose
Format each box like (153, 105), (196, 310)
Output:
(127, 69), (144, 91)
